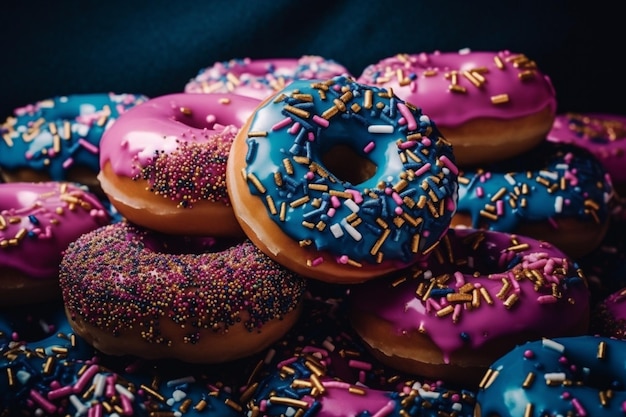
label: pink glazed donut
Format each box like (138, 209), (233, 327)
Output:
(348, 227), (590, 387)
(184, 55), (351, 100)
(357, 49), (557, 167)
(98, 93), (260, 236)
(0, 182), (110, 306)
(547, 113), (626, 196)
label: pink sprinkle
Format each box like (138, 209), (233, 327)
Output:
(326, 207), (336, 217)
(305, 171), (315, 180)
(11, 332), (18, 341)
(29, 390), (57, 415)
(349, 359), (373, 371)
(571, 398), (587, 416)
(496, 199), (504, 215)
(205, 114), (217, 125)
(47, 385), (74, 400)
(454, 271), (465, 286)
(338, 255), (349, 264)
(62, 157), (74, 169)
(330, 195), (341, 208)
(537, 295), (557, 304)
(78, 138), (99, 154)
(394, 206), (403, 215)
(397, 102), (417, 130)
(372, 400), (397, 417)
(308, 131), (315, 141)
(271, 117), (292, 131)
(120, 393), (134, 415)
(476, 187), (484, 198)
(312, 114), (329, 127)
(359, 369), (366, 384)
(363, 141), (375, 153)
(414, 162), (432, 177)
(398, 140), (417, 149)
(345, 189), (363, 203)
(323, 380), (351, 389)
(439, 155), (458, 175)
(523, 349), (534, 359)
(310, 256), (324, 267)
(288, 122), (301, 135)
(73, 364), (99, 393)
(421, 137), (432, 146)
(105, 375), (116, 397)
(391, 192), (403, 206)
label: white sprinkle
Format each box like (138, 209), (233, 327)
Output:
(544, 372), (566, 382)
(367, 125), (394, 134)
(285, 406), (296, 417)
(69, 394), (88, 416)
(341, 219), (362, 241)
(542, 338), (565, 353)
(16, 370), (31, 385)
(418, 388), (441, 399)
(330, 223), (344, 238)
(167, 376), (196, 387)
(172, 389), (186, 402)
(554, 196), (563, 213)
(93, 373), (106, 398)
(115, 383), (135, 401)
(344, 199), (360, 213)
(539, 170), (558, 181)
(504, 173), (516, 185)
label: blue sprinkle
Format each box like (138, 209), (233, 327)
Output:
(28, 214), (39, 225)
(460, 332), (471, 342)
(430, 288), (455, 298)
(245, 139), (258, 164)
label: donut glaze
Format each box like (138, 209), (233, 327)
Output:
(0, 93), (147, 187)
(98, 92), (261, 236)
(0, 303), (243, 416)
(475, 336), (626, 417)
(227, 75), (459, 283)
(59, 222), (307, 363)
(547, 113), (626, 192)
(348, 228), (590, 386)
(453, 142), (614, 258)
(184, 55), (351, 99)
(357, 49), (557, 166)
(0, 182), (111, 305)
(247, 355), (476, 417)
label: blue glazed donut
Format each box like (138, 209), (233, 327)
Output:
(0, 92), (147, 190)
(227, 75), (459, 283)
(475, 335), (626, 417)
(0, 302), (243, 416)
(451, 142), (614, 258)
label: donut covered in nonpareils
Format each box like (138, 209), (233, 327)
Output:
(226, 75), (459, 283)
(59, 222), (307, 364)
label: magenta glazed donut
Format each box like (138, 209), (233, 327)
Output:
(358, 49), (557, 166)
(98, 92), (260, 236)
(348, 227), (590, 387)
(184, 55), (351, 99)
(0, 181), (110, 305)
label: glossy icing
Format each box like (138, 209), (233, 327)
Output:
(240, 75), (458, 267)
(548, 113), (626, 187)
(348, 228), (590, 363)
(357, 49), (557, 127)
(476, 336), (626, 417)
(456, 142), (614, 232)
(99, 92), (260, 208)
(184, 55), (351, 99)
(0, 93), (147, 180)
(0, 181), (110, 279)
(0, 303), (242, 416)
(248, 355), (476, 417)
(59, 222), (306, 354)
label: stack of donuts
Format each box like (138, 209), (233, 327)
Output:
(1, 51), (626, 417)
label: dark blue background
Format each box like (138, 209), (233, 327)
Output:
(2, 0), (622, 117)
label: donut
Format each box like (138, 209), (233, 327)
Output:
(245, 355), (477, 417)
(0, 93), (148, 192)
(98, 92), (261, 236)
(0, 301), (244, 416)
(58, 221), (307, 364)
(474, 335), (626, 417)
(184, 55), (351, 100)
(547, 112), (626, 196)
(357, 49), (557, 167)
(0, 181), (111, 306)
(591, 287), (626, 339)
(227, 75), (459, 283)
(451, 141), (614, 258)
(347, 227), (591, 387)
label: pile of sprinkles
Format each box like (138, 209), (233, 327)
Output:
(59, 222), (306, 344)
(241, 75), (458, 268)
(135, 124), (238, 208)
(476, 336), (626, 417)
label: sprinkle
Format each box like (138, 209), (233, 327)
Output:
(367, 125), (394, 134)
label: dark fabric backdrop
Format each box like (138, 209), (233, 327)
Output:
(2, 0), (622, 118)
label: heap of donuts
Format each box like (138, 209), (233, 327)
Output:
(1, 50), (625, 417)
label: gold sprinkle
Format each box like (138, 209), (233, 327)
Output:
(290, 196), (310, 208)
(449, 84), (467, 94)
(247, 131), (268, 138)
(284, 104), (310, 119)
(246, 172), (266, 194)
(491, 94), (510, 105)
(268, 397), (308, 409)
(179, 106), (192, 116)
(479, 368), (499, 389)
(597, 341), (607, 359)
(524, 403), (534, 417)
(503, 293), (519, 309)
(435, 305), (455, 317)
(348, 386), (366, 395)
(265, 195), (277, 215)
(522, 372), (535, 388)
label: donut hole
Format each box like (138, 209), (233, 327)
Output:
(320, 144), (377, 185)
